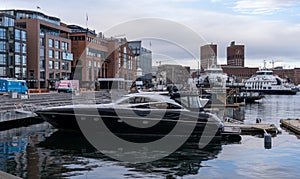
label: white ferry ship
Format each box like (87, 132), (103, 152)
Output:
(244, 69), (297, 95)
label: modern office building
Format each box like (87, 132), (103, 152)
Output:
(0, 12), (27, 79)
(0, 10), (73, 89)
(200, 43), (217, 69)
(68, 25), (108, 89)
(227, 41), (245, 67)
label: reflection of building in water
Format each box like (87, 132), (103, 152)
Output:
(0, 123), (56, 178)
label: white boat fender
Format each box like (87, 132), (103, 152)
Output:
(264, 130), (272, 149)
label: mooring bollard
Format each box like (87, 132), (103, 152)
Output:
(264, 130), (272, 149)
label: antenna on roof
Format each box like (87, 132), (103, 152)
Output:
(86, 13), (88, 29)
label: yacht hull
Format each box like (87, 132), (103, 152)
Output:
(36, 107), (223, 141)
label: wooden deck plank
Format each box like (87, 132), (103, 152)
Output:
(280, 119), (300, 135)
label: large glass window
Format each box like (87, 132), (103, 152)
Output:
(0, 41), (6, 52)
(40, 60), (45, 69)
(21, 43), (26, 53)
(55, 51), (60, 59)
(22, 68), (26, 78)
(62, 62), (69, 70)
(55, 61), (60, 69)
(0, 28), (6, 39)
(0, 67), (6, 76)
(15, 42), (21, 53)
(61, 41), (68, 50)
(49, 61), (53, 69)
(40, 72), (45, 79)
(21, 31), (26, 42)
(15, 67), (21, 78)
(0, 54), (6, 65)
(48, 39), (53, 48)
(48, 50), (53, 58)
(15, 29), (21, 40)
(40, 37), (45, 46)
(15, 55), (21, 65)
(55, 40), (59, 49)
(22, 56), (26, 66)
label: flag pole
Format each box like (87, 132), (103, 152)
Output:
(86, 13), (88, 29)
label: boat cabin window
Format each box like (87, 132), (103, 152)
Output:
(175, 96), (200, 109)
(131, 102), (182, 110)
(118, 96), (157, 104)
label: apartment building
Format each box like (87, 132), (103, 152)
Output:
(0, 12), (27, 79)
(0, 10), (73, 89)
(68, 25), (108, 89)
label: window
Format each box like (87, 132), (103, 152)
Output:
(15, 42), (21, 53)
(0, 54), (6, 65)
(40, 60), (45, 68)
(49, 50), (53, 58)
(21, 43), (26, 53)
(0, 67), (6, 76)
(15, 55), (21, 65)
(123, 47), (127, 69)
(29, 70), (34, 79)
(61, 41), (68, 50)
(49, 61), (53, 69)
(48, 39), (53, 48)
(15, 29), (21, 40)
(55, 51), (60, 59)
(40, 72), (45, 79)
(55, 61), (60, 69)
(62, 62), (69, 70)
(21, 31), (26, 41)
(55, 40), (59, 48)
(49, 72), (54, 79)
(0, 28), (6, 39)
(22, 56), (26, 66)
(15, 67), (21, 78)
(40, 37), (45, 46)
(0, 41), (6, 52)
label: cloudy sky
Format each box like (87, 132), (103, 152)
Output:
(2, 0), (300, 68)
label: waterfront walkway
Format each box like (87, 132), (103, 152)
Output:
(0, 91), (111, 114)
(0, 91), (112, 130)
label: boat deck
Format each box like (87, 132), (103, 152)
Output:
(224, 123), (280, 135)
(280, 119), (300, 135)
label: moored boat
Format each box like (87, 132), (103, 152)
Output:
(35, 92), (225, 142)
(243, 69), (297, 95)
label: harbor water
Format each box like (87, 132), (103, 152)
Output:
(1, 94), (300, 178)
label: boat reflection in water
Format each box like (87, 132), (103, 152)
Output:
(38, 130), (225, 178)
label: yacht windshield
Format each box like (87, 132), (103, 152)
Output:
(174, 96), (200, 109)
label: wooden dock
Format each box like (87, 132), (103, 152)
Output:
(280, 119), (300, 135)
(224, 123), (280, 135)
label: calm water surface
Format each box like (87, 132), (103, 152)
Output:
(1, 94), (300, 178)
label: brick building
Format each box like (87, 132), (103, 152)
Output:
(104, 38), (136, 90)
(221, 65), (258, 82)
(2, 10), (73, 89)
(273, 67), (300, 85)
(227, 41), (245, 67)
(68, 25), (108, 89)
